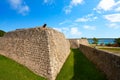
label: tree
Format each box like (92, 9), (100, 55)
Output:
(81, 37), (87, 39)
(92, 37), (98, 45)
(0, 30), (6, 37)
(114, 38), (120, 47)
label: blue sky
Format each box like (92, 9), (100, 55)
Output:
(0, 0), (120, 38)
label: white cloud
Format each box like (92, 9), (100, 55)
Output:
(104, 13), (120, 22)
(95, 0), (120, 13)
(75, 18), (89, 22)
(53, 28), (62, 32)
(75, 14), (97, 22)
(115, 7), (120, 12)
(59, 20), (71, 25)
(53, 27), (82, 38)
(64, 6), (72, 14)
(114, 1), (120, 12)
(114, 1), (120, 10)
(93, 17), (97, 19)
(44, 0), (48, 3)
(64, 0), (83, 14)
(107, 23), (120, 29)
(71, 0), (83, 6)
(8, 0), (29, 15)
(70, 27), (82, 35)
(53, 27), (70, 38)
(53, 27), (69, 33)
(18, 5), (29, 15)
(97, 0), (115, 11)
(43, 0), (54, 5)
(83, 25), (96, 30)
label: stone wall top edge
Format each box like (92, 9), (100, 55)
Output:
(80, 44), (120, 57)
(6, 27), (61, 33)
(3, 27), (64, 38)
(5, 27), (43, 33)
(67, 38), (81, 40)
(67, 39), (88, 40)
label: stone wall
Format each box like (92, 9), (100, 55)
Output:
(47, 29), (70, 80)
(0, 27), (70, 80)
(79, 44), (120, 80)
(68, 39), (89, 48)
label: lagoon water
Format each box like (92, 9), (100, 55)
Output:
(88, 38), (115, 44)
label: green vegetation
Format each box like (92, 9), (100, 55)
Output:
(0, 55), (46, 80)
(81, 37), (87, 39)
(0, 49), (107, 80)
(92, 37), (98, 45)
(114, 38), (120, 47)
(56, 49), (107, 80)
(0, 30), (6, 37)
(99, 47), (120, 54)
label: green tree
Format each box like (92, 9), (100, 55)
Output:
(114, 38), (120, 47)
(81, 37), (87, 39)
(0, 30), (6, 37)
(93, 37), (98, 45)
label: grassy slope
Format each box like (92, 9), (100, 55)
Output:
(0, 55), (46, 80)
(0, 49), (107, 80)
(56, 49), (107, 80)
(99, 48), (120, 54)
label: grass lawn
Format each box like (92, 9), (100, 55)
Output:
(99, 47), (120, 54)
(0, 55), (46, 80)
(0, 49), (107, 80)
(56, 49), (107, 80)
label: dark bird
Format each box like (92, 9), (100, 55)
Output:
(42, 24), (47, 28)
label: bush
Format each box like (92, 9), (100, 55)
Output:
(0, 30), (6, 37)
(105, 43), (112, 46)
(100, 43), (104, 46)
(114, 38), (120, 47)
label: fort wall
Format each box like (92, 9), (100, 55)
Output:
(79, 44), (120, 80)
(68, 39), (89, 48)
(0, 27), (70, 80)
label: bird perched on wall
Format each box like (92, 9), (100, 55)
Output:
(42, 24), (47, 28)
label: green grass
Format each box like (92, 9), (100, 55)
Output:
(56, 49), (107, 80)
(99, 47), (120, 54)
(0, 55), (46, 80)
(0, 49), (107, 80)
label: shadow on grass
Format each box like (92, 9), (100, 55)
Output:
(56, 49), (107, 80)
(71, 49), (107, 80)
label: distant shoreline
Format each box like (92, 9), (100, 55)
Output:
(88, 38), (115, 44)
(67, 38), (117, 39)
(87, 38), (116, 39)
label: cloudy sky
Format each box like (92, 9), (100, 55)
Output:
(0, 0), (120, 38)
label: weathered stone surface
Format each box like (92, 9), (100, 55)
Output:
(79, 44), (120, 80)
(68, 39), (89, 48)
(0, 27), (70, 80)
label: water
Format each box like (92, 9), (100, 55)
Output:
(88, 38), (115, 44)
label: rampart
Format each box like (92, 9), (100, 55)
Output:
(0, 27), (70, 80)
(68, 39), (89, 48)
(79, 44), (120, 80)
